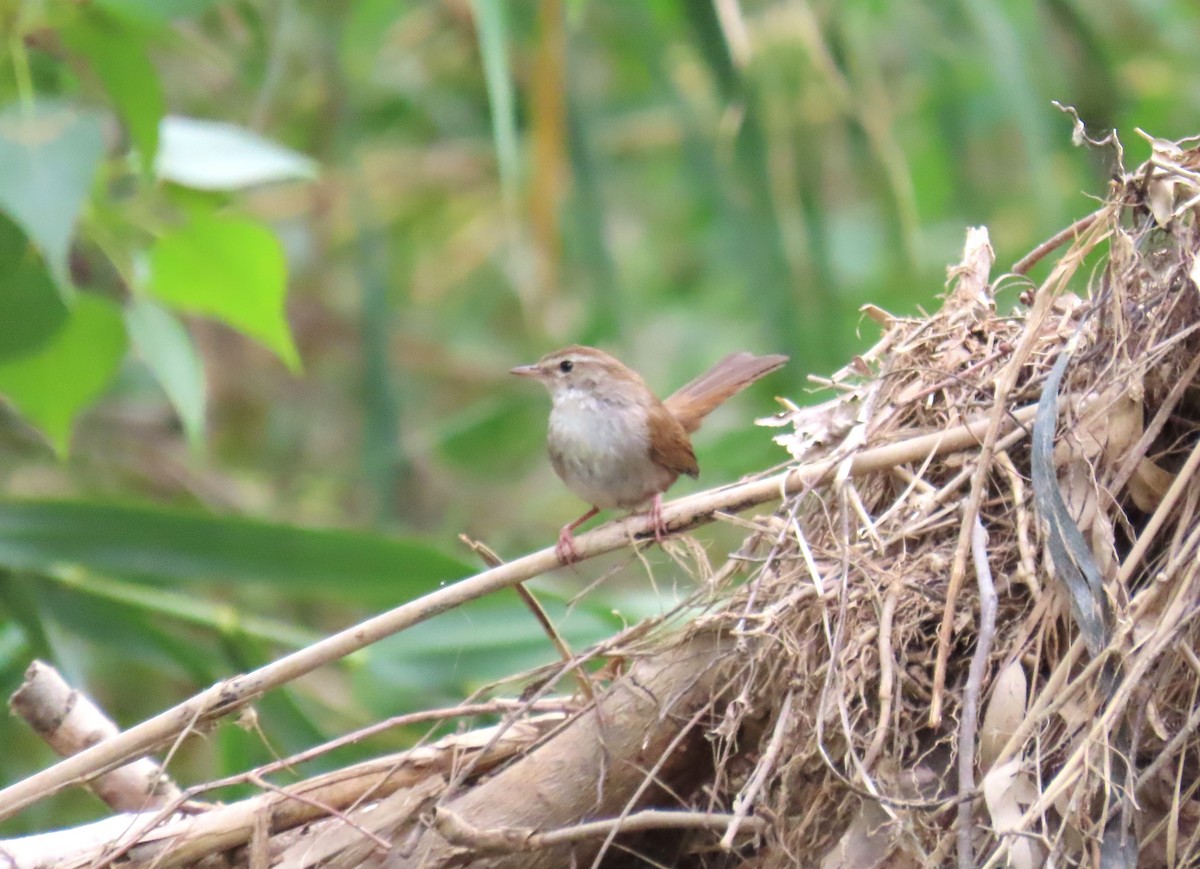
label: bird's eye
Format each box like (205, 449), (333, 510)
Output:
(559, 359), (573, 373)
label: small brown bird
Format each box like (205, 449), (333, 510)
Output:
(512, 345), (788, 564)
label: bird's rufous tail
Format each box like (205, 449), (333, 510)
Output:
(663, 352), (788, 433)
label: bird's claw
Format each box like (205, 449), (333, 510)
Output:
(556, 526), (582, 565)
(648, 493), (668, 545)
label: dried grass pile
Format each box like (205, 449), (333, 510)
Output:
(703, 131), (1200, 867)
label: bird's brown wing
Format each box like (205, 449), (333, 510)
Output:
(647, 401), (699, 479)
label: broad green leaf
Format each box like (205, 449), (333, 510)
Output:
(0, 215), (69, 363)
(156, 117), (318, 190)
(124, 297), (206, 447)
(0, 295), (127, 455)
(32, 579), (223, 683)
(0, 500), (474, 604)
(38, 568), (316, 649)
(64, 9), (165, 170)
(359, 593), (621, 714)
(148, 212), (300, 369)
(0, 102), (105, 292)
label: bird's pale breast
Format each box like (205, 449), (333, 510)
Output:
(546, 388), (676, 509)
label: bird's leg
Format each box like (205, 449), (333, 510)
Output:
(647, 493), (668, 544)
(556, 506), (600, 565)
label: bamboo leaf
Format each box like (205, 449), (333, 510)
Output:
(0, 500), (473, 605)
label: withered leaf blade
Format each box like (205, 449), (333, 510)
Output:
(1030, 346), (1111, 656)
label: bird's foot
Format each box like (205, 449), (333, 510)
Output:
(555, 525), (582, 565)
(648, 493), (669, 545)
(555, 506), (599, 565)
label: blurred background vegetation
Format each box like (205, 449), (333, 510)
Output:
(0, 0), (1196, 834)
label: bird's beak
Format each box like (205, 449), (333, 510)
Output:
(510, 364), (540, 378)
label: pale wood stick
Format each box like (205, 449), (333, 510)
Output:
(9, 661), (181, 812)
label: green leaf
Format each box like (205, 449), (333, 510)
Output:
(38, 568), (317, 649)
(355, 586), (647, 717)
(64, 9), (165, 170)
(0, 500), (474, 605)
(156, 117), (318, 190)
(31, 578), (223, 684)
(124, 297), (206, 447)
(0, 101), (105, 292)
(359, 593), (620, 713)
(0, 295), (127, 455)
(148, 212), (300, 370)
(0, 214), (69, 363)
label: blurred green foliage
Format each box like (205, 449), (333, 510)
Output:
(0, 0), (1196, 834)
